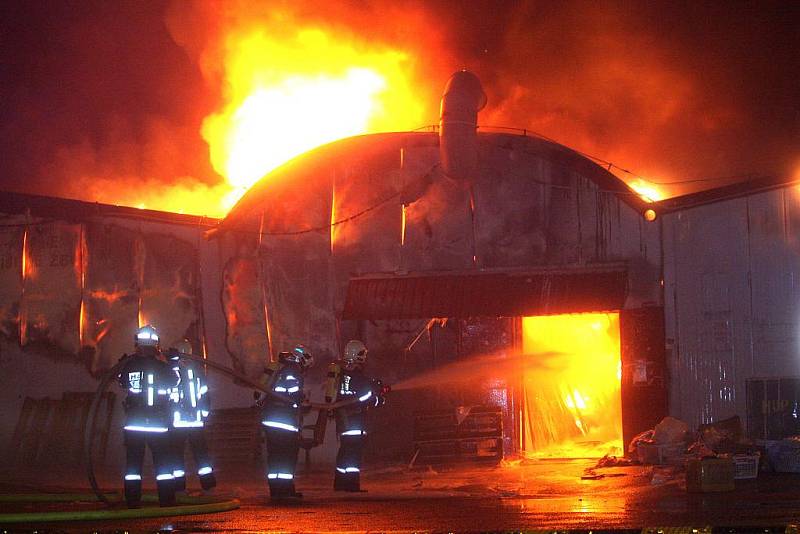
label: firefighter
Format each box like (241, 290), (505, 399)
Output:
(117, 325), (179, 508)
(167, 339), (216, 493)
(325, 340), (388, 492)
(257, 345), (314, 500)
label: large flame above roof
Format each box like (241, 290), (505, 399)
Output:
(201, 26), (425, 213)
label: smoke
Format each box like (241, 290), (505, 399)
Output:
(0, 0), (796, 212)
(429, 1), (799, 194)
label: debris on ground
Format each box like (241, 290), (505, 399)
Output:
(650, 467), (676, 485)
(654, 416), (690, 445)
(698, 415), (743, 454)
(580, 469), (604, 480)
(594, 454), (635, 468)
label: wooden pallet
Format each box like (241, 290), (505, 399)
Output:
(413, 405), (503, 464)
(8, 391), (115, 467)
(204, 407), (263, 467)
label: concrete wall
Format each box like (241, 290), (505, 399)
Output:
(663, 186), (800, 431)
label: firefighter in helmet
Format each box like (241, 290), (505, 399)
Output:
(257, 345), (314, 500)
(167, 339), (216, 493)
(325, 340), (388, 492)
(117, 325), (180, 508)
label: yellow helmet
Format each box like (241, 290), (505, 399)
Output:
(343, 340), (367, 366)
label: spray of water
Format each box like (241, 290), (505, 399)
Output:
(391, 349), (567, 391)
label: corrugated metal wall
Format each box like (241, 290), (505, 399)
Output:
(226, 132), (662, 363)
(664, 186), (800, 430)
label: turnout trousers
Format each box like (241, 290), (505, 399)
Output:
(124, 430), (175, 507)
(334, 433), (365, 491)
(264, 426), (300, 498)
(170, 427), (217, 491)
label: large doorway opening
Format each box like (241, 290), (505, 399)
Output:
(520, 312), (623, 458)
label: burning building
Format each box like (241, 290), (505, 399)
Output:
(213, 71), (664, 460)
(0, 71), (796, 470)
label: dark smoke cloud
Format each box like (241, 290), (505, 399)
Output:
(426, 0), (799, 192)
(0, 0), (797, 208)
(0, 0), (219, 200)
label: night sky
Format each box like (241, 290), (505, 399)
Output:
(0, 0), (797, 209)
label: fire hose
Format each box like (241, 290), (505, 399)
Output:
(83, 352), (374, 507)
(0, 493), (240, 523)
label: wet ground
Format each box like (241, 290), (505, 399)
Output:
(3, 458), (800, 532)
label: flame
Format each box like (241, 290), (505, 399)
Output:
(21, 228), (35, 281)
(94, 319), (111, 345)
(330, 182), (337, 252)
(202, 25), (424, 211)
(79, 299), (85, 347)
(401, 204), (407, 246)
(89, 288), (130, 303)
(521, 313), (622, 458)
(627, 178), (664, 203)
(137, 296), (145, 328)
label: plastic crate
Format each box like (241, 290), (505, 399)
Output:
(732, 453), (760, 479)
(766, 440), (800, 473)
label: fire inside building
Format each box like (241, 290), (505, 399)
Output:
(1, 70), (799, 527)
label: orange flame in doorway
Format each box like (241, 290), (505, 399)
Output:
(521, 313), (622, 457)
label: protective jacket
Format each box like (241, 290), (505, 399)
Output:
(118, 352), (179, 433)
(325, 362), (381, 435)
(260, 360), (305, 432)
(169, 352), (211, 429)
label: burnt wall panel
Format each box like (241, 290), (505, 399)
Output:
(222, 246), (269, 379)
(0, 222), (23, 338)
(331, 148), (404, 333)
(404, 173), (473, 272)
(472, 147), (547, 268)
(83, 223), (138, 374)
(139, 232), (200, 351)
(612, 201), (662, 307)
(20, 222), (81, 355)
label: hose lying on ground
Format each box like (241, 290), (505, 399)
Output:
(0, 493), (240, 523)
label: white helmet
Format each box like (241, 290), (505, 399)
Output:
(282, 345), (314, 370)
(292, 345), (314, 370)
(169, 338), (192, 360)
(343, 340), (367, 366)
(135, 325), (160, 347)
(174, 339), (192, 355)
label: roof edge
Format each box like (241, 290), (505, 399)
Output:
(654, 174), (798, 213)
(0, 190), (220, 228)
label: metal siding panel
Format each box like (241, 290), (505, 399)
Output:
(671, 200), (751, 427)
(748, 190), (799, 378)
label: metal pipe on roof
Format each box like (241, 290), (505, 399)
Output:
(439, 70), (487, 183)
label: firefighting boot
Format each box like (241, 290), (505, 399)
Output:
(173, 471), (187, 493)
(334, 471), (364, 492)
(199, 470), (217, 491)
(269, 480), (302, 500)
(124, 479), (142, 509)
(157, 478), (177, 507)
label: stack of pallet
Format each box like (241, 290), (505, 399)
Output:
(204, 407), (263, 467)
(413, 405), (503, 464)
(9, 391), (115, 467)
